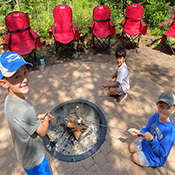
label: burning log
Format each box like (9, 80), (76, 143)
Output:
(67, 121), (77, 128)
(64, 116), (89, 140)
(74, 130), (81, 140)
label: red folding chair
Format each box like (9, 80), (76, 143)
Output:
(48, 5), (80, 58)
(5, 12), (42, 66)
(120, 3), (148, 50)
(88, 5), (116, 54)
(158, 13), (175, 55)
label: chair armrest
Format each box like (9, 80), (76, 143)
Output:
(88, 21), (95, 29)
(109, 20), (116, 36)
(158, 19), (174, 26)
(71, 21), (80, 40)
(29, 29), (42, 48)
(48, 22), (56, 38)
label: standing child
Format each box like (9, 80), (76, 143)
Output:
(129, 92), (175, 167)
(0, 52), (54, 175)
(101, 46), (130, 102)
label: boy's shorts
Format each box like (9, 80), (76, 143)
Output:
(115, 84), (124, 94)
(24, 156), (51, 175)
(135, 140), (149, 167)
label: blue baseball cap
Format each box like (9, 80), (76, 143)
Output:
(0, 52), (32, 80)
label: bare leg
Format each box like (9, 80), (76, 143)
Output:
(132, 152), (141, 166)
(129, 140), (136, 153)
(108, 87), (120, 96)
(129, 138), (142, 166)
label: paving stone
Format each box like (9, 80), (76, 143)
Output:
(101, 162), (117, 175)
(115, 161), (132, 175)
(127, 161), (157, 175)
(81, 157), (95, 170)
(100, 140), (113, 155)
(87, 164), (102, 175)
(110, 139), (125, 154)
(93, 152), (107, 168)
(73, 166), (88, 175)
(50, 159), (69, 174)
(68, 161), (82, 172)
(106, 150), (120, 166)
(60, 168), (73, 175)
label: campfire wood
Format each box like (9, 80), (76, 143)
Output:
(43, 99), (107, 162)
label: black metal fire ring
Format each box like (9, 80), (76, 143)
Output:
(43, 99), (107, 162)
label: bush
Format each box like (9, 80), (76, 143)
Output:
(0, 0), (173, 38)
(141, 0), (171, 36)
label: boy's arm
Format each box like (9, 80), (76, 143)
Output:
(150, 132), (175, 157)
(101, 81), (120, 89)
(110, 70), (118, 82)
(36, 113), (53, 137)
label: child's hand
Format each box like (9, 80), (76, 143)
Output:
(143, 132), (154, 141)
(38, 113), (55, 120)
(110, 77), (116, 82)
(128, 128), (140, 136)
(48, 113), (55, 120)
(110, 77), (114, 82)
(101, 85), (105, 90)
(38, 113), (46, 120)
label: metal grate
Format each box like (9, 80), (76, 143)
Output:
(43, 99), (107, 162)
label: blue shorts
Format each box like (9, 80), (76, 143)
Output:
(114, 84), (124, 94)
(24, 156), (51, 175)
(135, 140), (149, 166)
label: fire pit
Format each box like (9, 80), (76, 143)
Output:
(43, 99), (107, 162)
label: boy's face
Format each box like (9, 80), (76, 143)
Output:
(2, 65), (30, 98)
(157, 101), (175, 122)
(116, 56), (126, 67)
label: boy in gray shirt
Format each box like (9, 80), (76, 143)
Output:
(0, 52), (54, 174)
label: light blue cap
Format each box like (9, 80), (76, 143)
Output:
(0, 52), (32, 79)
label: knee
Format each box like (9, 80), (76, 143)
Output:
(108, 88), (113, 96)
(129, 141), (135, 153)
(132, 152), (140, 165)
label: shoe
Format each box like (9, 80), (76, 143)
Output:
(113, 95), (120, 101)
(115, 93), (127, 103)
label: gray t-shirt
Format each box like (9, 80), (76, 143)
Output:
(4, 95), (45, 169)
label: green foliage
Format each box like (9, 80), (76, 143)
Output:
(70, 0), (98, 34)
(140, 0), (171, 36)
(0, 0), (174, 38)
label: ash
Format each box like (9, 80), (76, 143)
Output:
(47, 105), (101, 156)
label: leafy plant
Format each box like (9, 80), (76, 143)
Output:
(0, 0), (174, 38)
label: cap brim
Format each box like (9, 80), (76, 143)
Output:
(157, 99), (173, 107)
(5, 62), (32, 78)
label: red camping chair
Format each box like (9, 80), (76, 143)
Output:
(5, 12), (42, 65)
(120, 3), (148, 50)
(158, 13), (175, 55)
(88, 5), (116, 54)
(48, 5), (80, 58)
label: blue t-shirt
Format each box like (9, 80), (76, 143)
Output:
(140, 113), (175, 167)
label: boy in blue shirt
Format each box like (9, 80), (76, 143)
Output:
(0, 52), (54, 174)
(129, 92), (175, 167)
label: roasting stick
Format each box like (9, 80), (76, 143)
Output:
(86, 120), (131, 133)
(51, 115), (132, 134)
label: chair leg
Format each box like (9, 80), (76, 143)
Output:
(168, 41), (175, 55)
(93, 36), (110, 54)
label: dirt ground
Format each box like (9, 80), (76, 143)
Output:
(39, 35), (175, 95)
